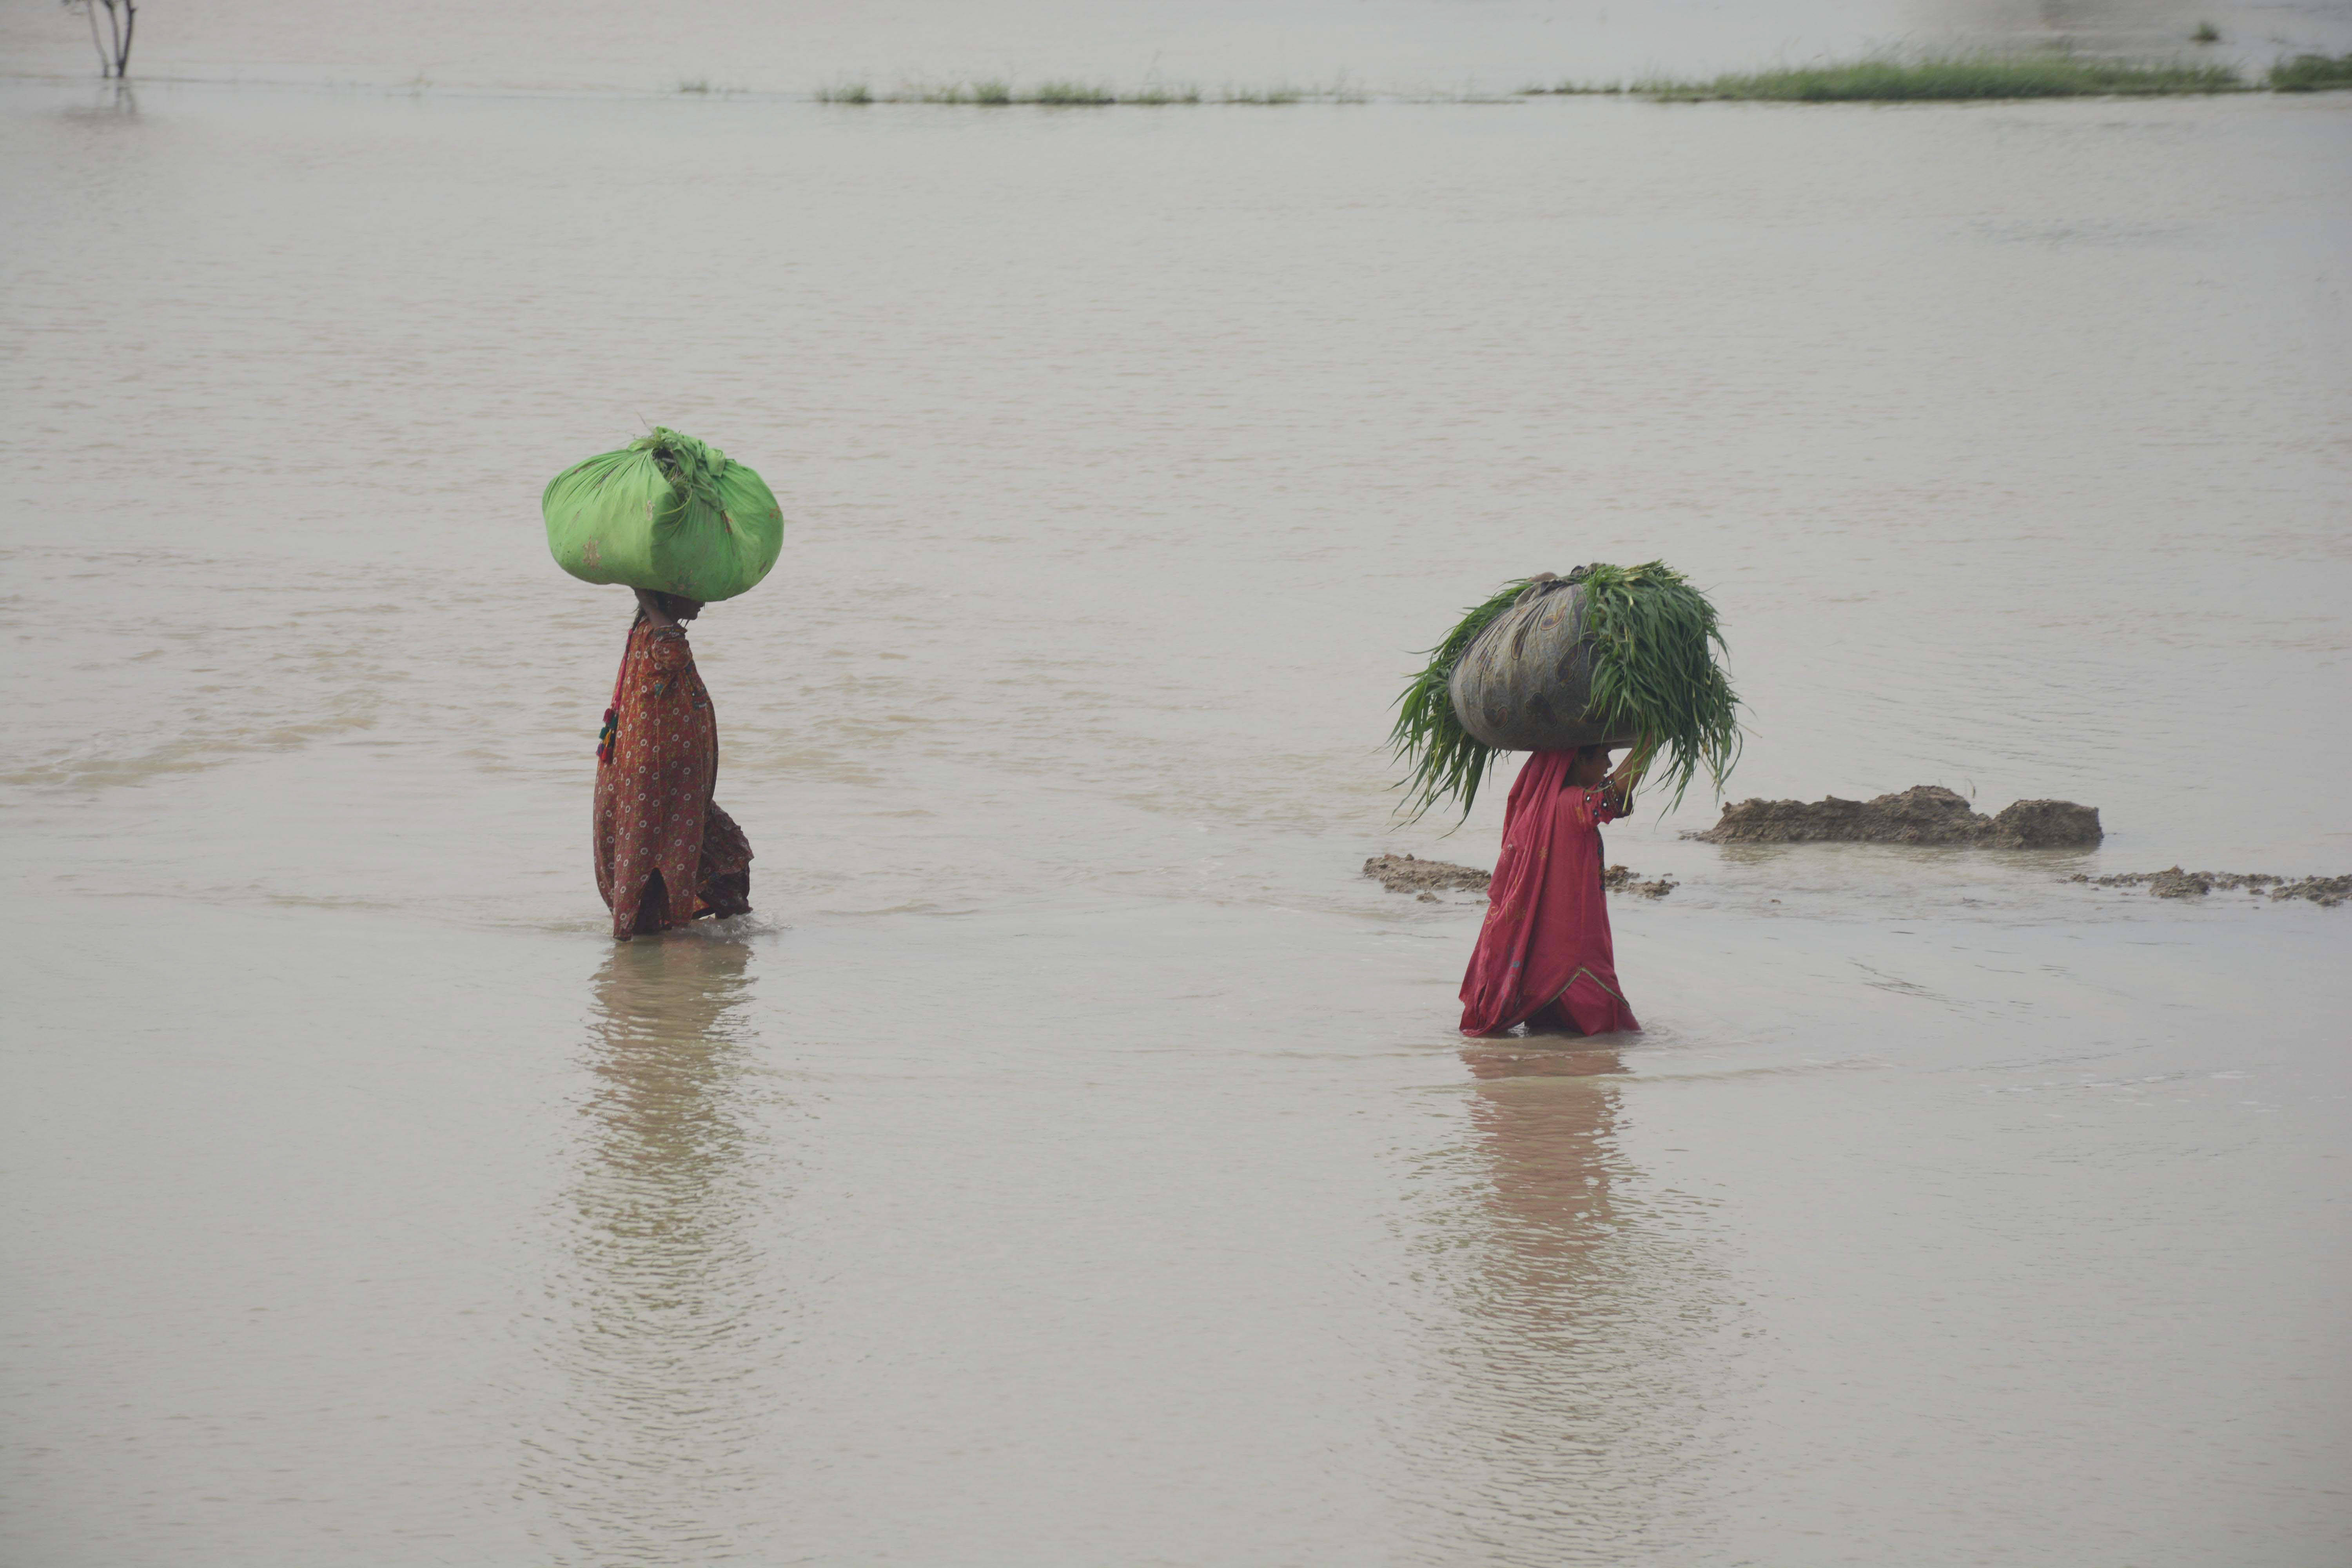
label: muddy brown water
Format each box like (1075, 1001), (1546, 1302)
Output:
(3, 3), (2350, 1562)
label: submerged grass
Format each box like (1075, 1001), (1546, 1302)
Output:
(1220, 80), (1373, 104)
(2270, 51), (2352, 91)
(1388, 563), (1742, 823)
(1633, 53), (2245, 100)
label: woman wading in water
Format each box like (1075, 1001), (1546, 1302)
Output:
(592, 588), (752, 940)
(1459, 744), (1644, 1037)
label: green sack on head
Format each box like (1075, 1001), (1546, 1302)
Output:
(543, 428), (784, 603)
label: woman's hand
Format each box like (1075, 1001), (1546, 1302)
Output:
(1603, 744), (1652, 809)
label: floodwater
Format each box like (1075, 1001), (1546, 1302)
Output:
(3, 3), (2350, 1562)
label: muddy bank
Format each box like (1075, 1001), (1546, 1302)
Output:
(1363, 853), (1675, 900)
(2071, 868), (2350, 908)
(1602, 864), (1679, 898)
(1686, 785), (2101, 847)
(1362, 854), (1491, 895)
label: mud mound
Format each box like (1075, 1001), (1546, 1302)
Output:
(1603, 864), (1677, 898)
(1362, 855), (1673, 900)
(1686, 785), (2101, 848)
(1363, 854), (1491, 895)
(2070, 868), (2349, 908)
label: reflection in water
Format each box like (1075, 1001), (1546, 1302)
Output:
(524, 936), (781, 1566)
(1404, 1042), (1731, 1566)
(58, 81), (138, 121)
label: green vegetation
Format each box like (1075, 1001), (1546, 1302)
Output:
(1573, 562), (1741, 813)
(854, 78), (1118, 105)
(1388, 563), (1742, 822)
(2192, 22), (2221, 44)
(819, 78), (1363, 107)
(1634, 54), (2244, 101)
(810, 52), (2351, 107)
(1390, 579), (1530, 823)
(677, 78), (712, 94)
(2270, 51), (2352, 91)
(1033, 80), (1116, 105)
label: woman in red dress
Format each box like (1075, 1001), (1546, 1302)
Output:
(591, 588), (753, 941)
(1459, 744), (1643, 1037)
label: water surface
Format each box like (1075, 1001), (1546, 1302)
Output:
(2, 56), (2348, 1568)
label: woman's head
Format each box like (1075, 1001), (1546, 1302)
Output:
(636, 590), (704, 623)
(1566, 744), (1617, 787)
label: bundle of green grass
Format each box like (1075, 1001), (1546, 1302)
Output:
(1391, 562), (1741, 820)
(544, 428), (784, 603)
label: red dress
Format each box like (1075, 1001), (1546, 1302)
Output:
(1458, 751), (1641, 1038)
(591, 619), (753, 940)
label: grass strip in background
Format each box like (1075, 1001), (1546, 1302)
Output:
(1636, 54), (2245, 101)
(813, 52), (2351, 107)
(812, 78), (1365, 106)
(2269, 51), (2352, 91)
(1033, 81), (1116, 105)
(1526, 52), (2256, 100)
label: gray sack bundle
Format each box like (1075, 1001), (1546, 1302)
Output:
(1449, 577), (1641, 752)
(1390, 562), (1741, 820)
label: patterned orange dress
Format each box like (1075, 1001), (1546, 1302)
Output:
(591, 618), (752, 940)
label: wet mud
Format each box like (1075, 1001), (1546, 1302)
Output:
(1363, 853), (1675, 900)
(1686, 784), (2101, 847)
(2071, 868), (2350, 908)
(1604, 864), (1680, 898)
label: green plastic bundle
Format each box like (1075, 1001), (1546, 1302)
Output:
(543, 428), (784, 603)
